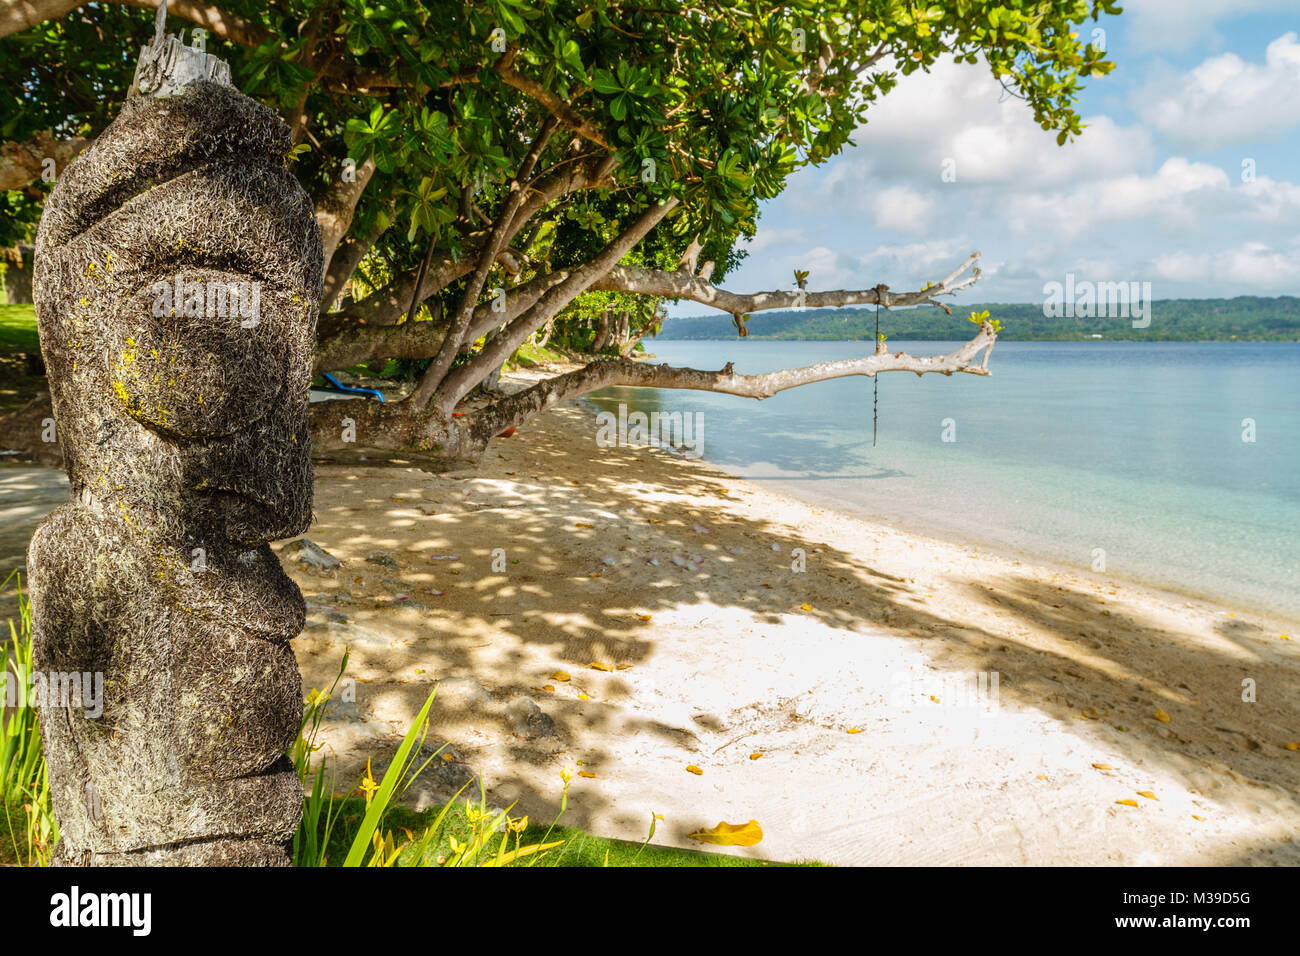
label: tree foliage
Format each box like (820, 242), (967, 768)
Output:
(1, 0), (1121, 459)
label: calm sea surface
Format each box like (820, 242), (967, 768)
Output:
(589, 340), (1300, 621)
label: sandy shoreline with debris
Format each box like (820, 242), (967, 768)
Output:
(2, 371), (1297, 865)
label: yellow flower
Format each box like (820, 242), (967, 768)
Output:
(509, 816), (528, 833)
(358, 759), (379, 802)
(465, 802), (483, 823)
(560, 767), (573, 785)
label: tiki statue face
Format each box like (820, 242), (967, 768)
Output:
(35, 79), (321, 544)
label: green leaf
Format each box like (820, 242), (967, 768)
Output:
(342, 688), (436, 867)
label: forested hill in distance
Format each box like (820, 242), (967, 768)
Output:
(656, 296), (1300, 341)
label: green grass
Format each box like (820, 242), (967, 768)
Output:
(305, 798), (799, 867)
(0, 304), (37, 352)
(508, 340), (567, 368)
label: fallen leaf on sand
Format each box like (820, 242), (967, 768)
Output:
(1092, 763), (1114, 770)
(1116, 799), (1140, 807)
(578, 771), (596, 779)
(577, 693), (590, 701)
(1137, 791), (1158, 800)
(638, 614), (653, 621)
(686, 765), (703, 775)
(589, 661), (613, 672)
(542, 685), (555, 692)
(800, 602), (813, 611)
(550, 671), (571, 682)
(1192, 815), (1206, 821)
(847, 728), (863, 734)
(1285, 742), (1298, 751)
(1154, 708), (1171, 723)
(1080, 708), (1100, 720)
(688, 820), (763, 847)
(574, 522), (593, 528)
(749, 752), (763, 760)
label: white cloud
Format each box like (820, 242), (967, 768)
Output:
(1123, 0), (1295, 52)
(1152, 240), (1300, 288)
(1002, 158), (1229, 240)
(740, 227), (806, 255)
(853, 60), (1153, 189)
(868, 185), (934, 233)
(1136, 33), (1300, 148)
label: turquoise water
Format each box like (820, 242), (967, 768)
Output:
(589, 340), (1300, 621)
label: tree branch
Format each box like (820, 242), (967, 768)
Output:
(0, 129), (89, 191)
(438, 198), (681, 411)
(320, 205), (390, 312)
(327, 153), (607, 328)
(592, 252), (984, 319)
(471, 321), (998, 441)
(314, 156), (375, 273)
(495, 58), (612, 151)
(407, 116), (558, 407)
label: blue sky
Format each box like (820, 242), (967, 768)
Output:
(672, 0), (1300, 315)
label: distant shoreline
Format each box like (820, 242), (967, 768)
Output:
(658, 296), (1300, 342)
(653, 335), (1300, 343)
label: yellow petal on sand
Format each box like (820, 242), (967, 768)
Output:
(847, 727), (863, 734)
(1154, 708), (1171, 723)
(800, 602), (813, 611)
(578, 771), (596, 779)
(1092, 763), (1114, 770)
(588, 571), (602, 578)
(638, 614), (653, 622)
(577, 692), (590, 701)
(1192, 815), (1206, 821)
(685, 764), (703, 775)
(1115, 799), (1140, 807)
(589, 661), (613, 672)
(688, 820), (763, 847)
(542, 684), (555, 692)
(1137, 791), (1159, 800)
(574, 521), (593, 528)
(1285, 742), (1299, 751)
(440, 753), (454, 762)
(1281, 633), (1291, 640)
(550, 671), (571, 682)
(749, 752), (763, 760)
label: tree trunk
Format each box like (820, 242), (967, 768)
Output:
(5, 244), (33, 303)
(591, 305), (611, 353)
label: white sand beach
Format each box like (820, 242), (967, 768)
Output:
(3, 370), (1297, 866)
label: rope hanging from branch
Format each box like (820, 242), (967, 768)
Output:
(873, 297), (880, 447)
